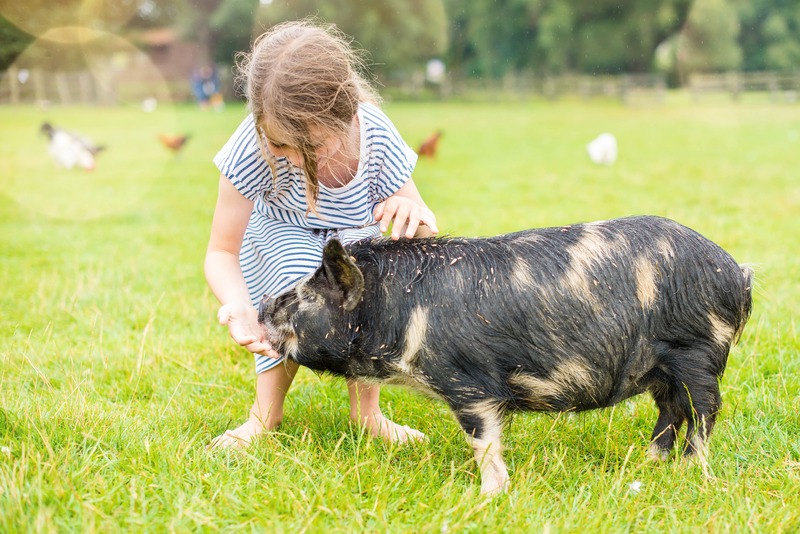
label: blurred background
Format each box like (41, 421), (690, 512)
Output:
(1, 0), (798, 106)
(1, 5), (798, 530)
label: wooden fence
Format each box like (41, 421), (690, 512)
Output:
(396, 72), (667, 105)
(2, 66), (799, 106)
(438, 71), (799, 104)
(1, 65), (115, 106)
(688, 71), (800, 102)
(0, 62), (192, 107)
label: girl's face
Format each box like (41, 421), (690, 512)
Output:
(262, 119), (352, 171)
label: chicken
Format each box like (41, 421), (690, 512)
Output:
(586, 133), (618, 165)
(417, 130), (443, 158)
(40, 122), (104, 171)
(158, 133), (191, 154)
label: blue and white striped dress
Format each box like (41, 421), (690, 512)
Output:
(214, 102), (418, 373)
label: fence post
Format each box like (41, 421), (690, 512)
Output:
(543, 77), (557, 100)
(689, 74), (698, 102)
(32, 68), (45, 104)
(55, 72), (71, 105)
(620, 74), (629, 103)
(768, 72), (778, 102)
(8, 65), (19, 105)
(79, 71), (93, 104)
(725, 72), (738, 101)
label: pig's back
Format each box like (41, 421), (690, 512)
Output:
(348, 216), (752, 412)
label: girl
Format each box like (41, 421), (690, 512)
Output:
(205, 20), (438, 448)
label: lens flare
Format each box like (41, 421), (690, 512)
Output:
(0, 29), (179, 221)
(0, 0), (140, 43)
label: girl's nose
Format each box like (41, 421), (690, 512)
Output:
(270, 145), (303, 168)
(286, 152), (303, 168)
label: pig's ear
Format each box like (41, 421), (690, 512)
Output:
(322, 239), (364, 312)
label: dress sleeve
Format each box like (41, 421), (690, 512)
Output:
(213, 113), (272, 202)
(363, 104), (418, 202)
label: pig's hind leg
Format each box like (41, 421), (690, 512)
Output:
(678, 370), (721, 472)
(649, 346), (723, 473)
(647, 377), (686, 461)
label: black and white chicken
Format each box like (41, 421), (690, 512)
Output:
(40, 122), (105, 171)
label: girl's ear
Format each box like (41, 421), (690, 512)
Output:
(321, 239), (364, 311)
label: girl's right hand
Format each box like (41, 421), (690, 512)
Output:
(217, 301), (282, 359)
(374, 195), (439, 240)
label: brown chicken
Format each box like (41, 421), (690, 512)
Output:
(416, 130), (443, 158)
(158, 133), (191, 153)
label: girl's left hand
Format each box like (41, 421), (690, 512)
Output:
(374, 196), (439, 239)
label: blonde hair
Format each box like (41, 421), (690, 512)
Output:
(236, 19), (381, 209)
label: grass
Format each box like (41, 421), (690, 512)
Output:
(1, 95), (799, 532)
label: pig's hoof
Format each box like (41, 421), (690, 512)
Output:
(684, 450), (714, 480)
(646, 444), (671, 462)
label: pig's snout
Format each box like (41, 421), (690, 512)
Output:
(256, 291), (299, 358)
(257, 294), (275, 326)
(255, 294), (280, 346)
(257, 291), (296, 338)
(258, 291), (296, 326)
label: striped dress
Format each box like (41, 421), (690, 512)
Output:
(214, 102), (418, 374)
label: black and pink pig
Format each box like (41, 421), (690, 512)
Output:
(258, 215), (753, 495)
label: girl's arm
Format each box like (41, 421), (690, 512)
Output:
(374, 178), (439, 239)
(205, 174), (280, 358)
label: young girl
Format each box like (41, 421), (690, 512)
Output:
(205, 20), (438, 448)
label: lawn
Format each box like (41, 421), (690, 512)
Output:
(0, 96), (798, 532)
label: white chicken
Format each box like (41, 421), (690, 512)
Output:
(586, 133), (618, 166)
(40, 122), (104, 171)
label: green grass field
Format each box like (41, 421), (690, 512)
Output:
(1, 96), (798, 532)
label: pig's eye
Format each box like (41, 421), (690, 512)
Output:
(296, 286), (316, 304)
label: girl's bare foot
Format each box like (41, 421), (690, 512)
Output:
(347, 381), (425, 444)
(211, 362), (298, 449)
(354, 411), (426, 444)
(210, 410), (281, 449)
(212, 411), (424, 448)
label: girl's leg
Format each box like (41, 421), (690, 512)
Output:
(211, 360), (299, 448)
(348, 380), (425, 443)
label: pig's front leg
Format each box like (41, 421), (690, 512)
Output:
(455, 400), (510, 495)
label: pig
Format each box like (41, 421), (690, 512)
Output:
(257, 215), (753, 495)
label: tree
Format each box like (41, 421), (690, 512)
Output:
(572, 0), (692, 74)
(0, 16), (33, 71)
(207, 0), (260, 65)
(535, 1), (575, 75)
(183, 0), (223, 66)
(443, 0), (692, 78)
(736, 0), (800, 71)
(125, 0), (186, 29)
(442, 0), (555, 78)
(0, 0), (145, 71)
(675, 0), (742, 80)
(255, 0), (448, 80)
(126, 0), (257, 67)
